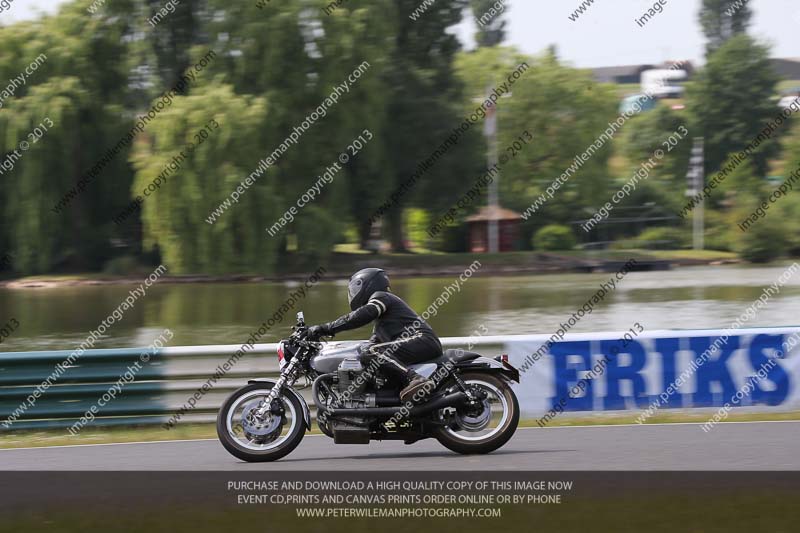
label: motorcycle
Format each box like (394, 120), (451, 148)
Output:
(217, 312), (520, 462)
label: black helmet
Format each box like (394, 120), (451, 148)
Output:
(347, 268), (389, 310)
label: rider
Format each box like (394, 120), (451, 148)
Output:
(304, 268), (442, 402)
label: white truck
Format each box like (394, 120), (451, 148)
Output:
(641, 68), (688, 99)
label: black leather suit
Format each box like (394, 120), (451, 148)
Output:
(320, 291), (442, 380)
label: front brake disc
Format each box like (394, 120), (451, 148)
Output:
(240, 399), (283, 437)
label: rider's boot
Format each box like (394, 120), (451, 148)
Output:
(400, 370), (434, 403)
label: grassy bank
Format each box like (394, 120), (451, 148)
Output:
(1, 249), (741, 287)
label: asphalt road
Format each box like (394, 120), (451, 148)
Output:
(1, 421), (798, 471)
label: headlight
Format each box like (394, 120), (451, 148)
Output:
(277, 341), (286, 370)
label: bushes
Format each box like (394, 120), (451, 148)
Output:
(726, 197), (790, 263)
(703, 210), (735, 252)
(102, 256), (151, 276)
(294, 206), (341, 266)
(432, 224), (469, 253)
(405, 208), (432, 250)
(775, 192), (800, 257)
(731, 201), (789, 263)
(628, 227), (690, 250)
(737, 222), (788, 263)
(533, 225), (576, 251)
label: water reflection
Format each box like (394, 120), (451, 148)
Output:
(0, 264), (798, 352)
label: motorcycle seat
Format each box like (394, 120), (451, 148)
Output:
(409, 350), (481, 378)
(428, 349), (482, 366)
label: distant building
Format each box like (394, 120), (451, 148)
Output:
(771, 58), (800, 80)
(591, 61), (694, 85)
(592, 58), (800, 85)
(466, 206), (522, 253)
(591, 64), (654, 85)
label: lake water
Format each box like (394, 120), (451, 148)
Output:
(1, 263), (799, 353)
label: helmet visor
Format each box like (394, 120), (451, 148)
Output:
(348, 278), (363, 304)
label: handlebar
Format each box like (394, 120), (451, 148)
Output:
(290, 310), (332, 345)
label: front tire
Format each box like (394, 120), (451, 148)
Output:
(217, 383), (305, 462)
(433, 372), (519, 455)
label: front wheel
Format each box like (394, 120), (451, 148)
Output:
(216, 383), (305, 462)
(433, 372), (519, 455)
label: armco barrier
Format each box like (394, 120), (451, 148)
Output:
(0, 328), (797, 430)
(0, 339), (499, 430)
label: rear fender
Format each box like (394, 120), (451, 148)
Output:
(247, 378), (311, 430)
(452, 356), (520, 383)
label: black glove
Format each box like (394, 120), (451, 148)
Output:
(305, 324), (331, 341)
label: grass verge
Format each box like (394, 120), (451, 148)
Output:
(519, 409), (800, 428)
(2, 249), (745, 287)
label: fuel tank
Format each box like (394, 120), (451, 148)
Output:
(310, 341), (370, 374)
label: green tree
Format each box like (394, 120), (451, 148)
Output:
(207, 0), (396, 251)
(456, 49), (618, 237)
(533, 224), (576, 251)
(777, 193), (800, 257)
(471, 0), (508, 47)
(769, 123), (800, 256)
(687, 35), (779, 179)
(132, 84), (279, 274)
(0, 0), (492, 269)
(734, 204), (788, 263)
(295, 0), (395, 250)
(0, 79), (89, 273)
(145, 0), (207, 91)
(0, 2), (135, 273)
(379, 0), (475, 251)
(699, 0), (752, 53)
(623, 106), (692, 188)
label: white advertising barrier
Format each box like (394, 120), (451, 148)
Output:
(497, 327), (800, 418)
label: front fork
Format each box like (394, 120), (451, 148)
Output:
(255, 358), (300, 418)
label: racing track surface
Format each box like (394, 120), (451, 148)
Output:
(1, 421), (798, 471)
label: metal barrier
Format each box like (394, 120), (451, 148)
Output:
(0, 338), (505, 431)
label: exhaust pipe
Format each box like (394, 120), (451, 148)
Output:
(324, 391), (468, 418)
(412, 391), (469, 415)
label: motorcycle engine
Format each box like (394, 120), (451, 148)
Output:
(331, 357), (373, 444)
(335, 357), (372, 404)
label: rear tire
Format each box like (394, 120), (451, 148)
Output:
(217, 383), (306, 462)
(433, 372), (519, 455)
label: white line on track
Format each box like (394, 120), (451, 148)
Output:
(0, 437), (220, 452)
(1, 419), (798, 452)
(533, 419), (800, 430)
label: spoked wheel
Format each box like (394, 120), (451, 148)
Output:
(216, 383), (305, 462)
(433, 372), (519, 455)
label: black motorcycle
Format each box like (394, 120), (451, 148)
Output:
(217, 312), (520, 462)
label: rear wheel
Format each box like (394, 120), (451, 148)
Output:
(216, 383), (305, 462)
(433, 372), (519, 455)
